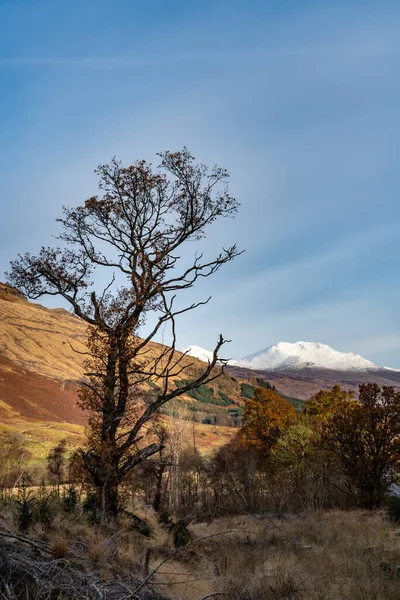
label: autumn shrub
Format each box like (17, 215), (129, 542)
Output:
(318, 383), (400, 509)
(241, 387), (296, 454)
(303, 384), (354, 417)
(270, 417), (349, 511)
(207, 436), (266, 516)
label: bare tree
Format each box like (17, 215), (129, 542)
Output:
(7, 148), (241, 519)
(165, 402), (191, 515)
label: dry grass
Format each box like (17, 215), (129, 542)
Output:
(0, 297), (88, 381)
(149, 511), (400, 600)
(1, 503), (399, 599)
(50, 534), (69, 558)
(0, 503), (171, 598)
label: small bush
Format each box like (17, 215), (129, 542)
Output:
(14, 478), (36, 532)
(62, 486), (79, 513)
(36, 494), (56, 529)
(170, 520), (191, 547)
(387, 496), (400, 522)
(83, 491), (99, 524)
(174, 379), (230, 405)
(159, 511), (172, 525)
(241, 382), (254, 399)
(34, 480), (57, 528)
(218, 391), (234, 406)
(126, 512), (151, 536)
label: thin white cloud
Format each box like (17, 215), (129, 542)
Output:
(1, 43), (400, 68)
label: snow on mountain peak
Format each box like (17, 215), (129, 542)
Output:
(236, 341), (381, 372)
(180, 345), (215, 363)
(181, 341), (387, 372)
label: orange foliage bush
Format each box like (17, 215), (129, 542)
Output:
(240, 387), (295, 453)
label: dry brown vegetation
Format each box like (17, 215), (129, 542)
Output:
(1, 505), (399, 600)
(186, 511), (400, 600)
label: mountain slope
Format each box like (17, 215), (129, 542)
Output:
(0, 284), (252, 457)
(0, 284), (249, 427)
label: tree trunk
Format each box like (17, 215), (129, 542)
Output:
(89, 453), (121, 522)
(100, 478), (119, 521)
(153, 464), (166, 512)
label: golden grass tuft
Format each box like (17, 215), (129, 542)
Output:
(50, 535), (69, 559)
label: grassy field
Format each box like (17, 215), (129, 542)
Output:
(1, 505), (399, 600)
(146, 510), (400, 599)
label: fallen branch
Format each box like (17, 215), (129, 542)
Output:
(0, 529), (52, 555)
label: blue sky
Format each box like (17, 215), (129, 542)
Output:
(1, 0), (400, 367)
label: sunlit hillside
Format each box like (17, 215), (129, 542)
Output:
(0, 283), (257, 458)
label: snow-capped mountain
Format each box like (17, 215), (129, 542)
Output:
(180, 345), (216, 363)
(182, 341), (386, 372)
(233, 341), (381, 372)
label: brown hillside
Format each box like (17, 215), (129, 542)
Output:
(0, 285), (244, 458)
(0, 285), (247, 430)
(0, 355), (84, 424)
